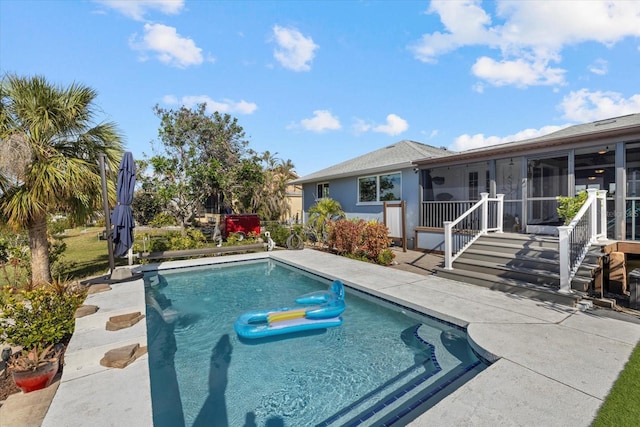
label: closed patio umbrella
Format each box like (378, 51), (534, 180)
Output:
(111, 152), (136, 258)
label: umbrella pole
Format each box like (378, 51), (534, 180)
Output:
(99, 153), (116, 275)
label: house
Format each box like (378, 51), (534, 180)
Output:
(293, 113), (640, 251)
(289, 140), (452, 249)
(412, 112), (640, 251)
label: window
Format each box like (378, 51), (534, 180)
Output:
(468, 171), (479, 200)
(358, 172), (401, 203)
(316, 182), (329, 199)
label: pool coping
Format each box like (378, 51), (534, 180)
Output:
(40, 249), (640, 426)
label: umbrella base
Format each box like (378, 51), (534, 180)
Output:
(111, 267), (133, 280)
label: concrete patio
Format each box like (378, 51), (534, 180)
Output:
(2, 248), (640, 426)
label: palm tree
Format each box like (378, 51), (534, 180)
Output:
(0, 74), (123, 285)
(258, 152), (297, 221)
(307, 198), (345, 244)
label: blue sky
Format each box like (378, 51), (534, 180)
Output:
(2, 1), (640, 177)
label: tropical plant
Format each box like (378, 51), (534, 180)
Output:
(0, 73), (123, 286)
(306, 198), (345, 244)
(8, 343), (61, 372)
(253, 152), (297, 221)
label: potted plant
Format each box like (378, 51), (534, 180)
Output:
(0, 282), (86, 394)
(8, 343), (62, 393)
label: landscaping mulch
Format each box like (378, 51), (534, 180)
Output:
(0, 370), (20, 401)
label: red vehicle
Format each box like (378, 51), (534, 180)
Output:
(220, 214), (261, 239)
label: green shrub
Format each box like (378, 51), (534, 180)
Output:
(557, 191), (588, 225)
(224, 232), (258, 246)
(0, 283), (87, 349)
(149, 212), (177, 228)
(264, 223), (300, 247)
(167, 229), (207, 250)
(377, 248), (395, 266)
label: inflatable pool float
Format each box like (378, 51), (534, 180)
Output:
(234, 280), (346, 339)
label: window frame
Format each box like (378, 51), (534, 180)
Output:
(357, 171), (402, 205)
(316, 182), (330, 200)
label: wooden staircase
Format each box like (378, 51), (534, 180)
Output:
(435, 233), (604, 307)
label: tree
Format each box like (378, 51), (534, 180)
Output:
(255, 152), (297, 221)
(131, 190), (162, 226)
(0, 74), (123, 285)
(141, 104), (255, 226)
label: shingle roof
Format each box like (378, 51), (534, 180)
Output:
(291, 140), (451, 184)
(420, 113), (640, 162)
(410, 112), (640, 166)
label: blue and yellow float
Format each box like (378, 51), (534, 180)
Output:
(234, 280), (346, 339)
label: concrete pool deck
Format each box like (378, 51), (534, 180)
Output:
(4, 248), (640, 426)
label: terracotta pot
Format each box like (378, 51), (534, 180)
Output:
(11, 360), (59, 393)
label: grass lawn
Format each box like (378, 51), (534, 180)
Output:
(591, 340), (640, 426)
(55, 226), (127, 280)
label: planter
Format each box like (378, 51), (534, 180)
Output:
(11, 359), (59, 393)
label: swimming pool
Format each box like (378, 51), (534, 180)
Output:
(145, 259), (488, 426)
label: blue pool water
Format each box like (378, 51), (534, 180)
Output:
(145, 260), (488, 426)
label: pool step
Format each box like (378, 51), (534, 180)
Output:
(320, 361), (484, 426)
(317, 324), (488, 426)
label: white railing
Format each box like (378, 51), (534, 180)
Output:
(558, 189), (607, 293)
(444, 193), (504, 270)
(420, 200), (477, 228)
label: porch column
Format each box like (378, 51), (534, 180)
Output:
(588, 189), (598, 243)
(480, 192), (489, 233)
(558, 225), (571, 293)
(444, 221), (453, 270)
(496, 194), (505, 233)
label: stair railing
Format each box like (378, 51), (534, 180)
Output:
(558, 189), (607, 293)
(444, 193), (504, 270)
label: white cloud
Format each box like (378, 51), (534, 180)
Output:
(448, 89), (640, 152)
(588, 59), (608, 76)
(372, 114), (409, 136)
(411, 1), (640, 88)
(410, 0), (497, 63)
(471, 56), (565, 87)
(450, 125), (568, 152)
(352, 118), (371, 135)
(272, 25), (318, 72)
(351, 114), (409, 136)
(95, 0), (184, 21)
(130, 23), (204, 68)
(292, 110), (341, 132)
(163, 95), (258, 115)
(559, 89), (640, 122)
